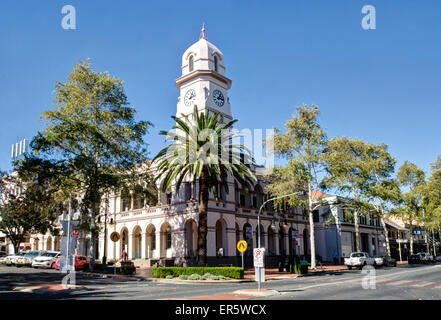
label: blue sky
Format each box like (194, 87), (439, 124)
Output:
(1, 0), (440, 177)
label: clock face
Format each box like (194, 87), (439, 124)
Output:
(184, 89), (196, 107)
(212, 89), (225, 107)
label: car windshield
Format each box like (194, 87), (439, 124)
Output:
(25, 251), (40, 257)
(42, 252), (58, 257)
(351, 253), (364, 258)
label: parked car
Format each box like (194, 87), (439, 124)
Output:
(0, 251), (7, 258)
(418, 252), (435, 264)
(408, 254), (422, 264)
(344, 252), (376, 269)
(32, 251), (60, 269)
(54, 255), (89, 271)
(373, 255), (397, 267)
(4, 252), (26, 266)
(16, 250), (43, 267)
(435, 255), (441, 262)
(0, 254), (13, 264)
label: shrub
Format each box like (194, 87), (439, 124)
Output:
(120, 265), (136, 275)
(166, 275), (174, 279)
(179, 275), (189, 280)
(152, 267), (244, 279)
(188, 274), (202, 280)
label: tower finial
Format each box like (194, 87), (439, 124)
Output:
(200, 23), (206, 39)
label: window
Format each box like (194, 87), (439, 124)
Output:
(214, 56), (218, 72)
(240, 194), (245, 207)
(313, 210), (319, 223)
(189, 55), (194, 72)
(166, 192), (172, 205)
(184, 183), (192, 201)
(252, 196), (257, 208)
(166, 231), (172, 249)
(151, 228), (156, 250)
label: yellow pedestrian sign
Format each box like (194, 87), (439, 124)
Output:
(110, 231), (120, 242)
(237, 240), (247, 253)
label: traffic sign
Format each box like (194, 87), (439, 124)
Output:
(237, 240), (247, 252)
(253, 248), (265, 267)
(292, 230), (299, 240)
(72, 229), (79, 239)
(110, 231), (120, 242)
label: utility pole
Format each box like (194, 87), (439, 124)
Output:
(102, 196), (108, 265)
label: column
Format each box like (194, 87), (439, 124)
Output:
(155, 231), (161, 258)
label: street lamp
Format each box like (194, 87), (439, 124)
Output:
(258, 192), (304, 273)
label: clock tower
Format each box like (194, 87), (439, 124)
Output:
(175, 25), (232, 120)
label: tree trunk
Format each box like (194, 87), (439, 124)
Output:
(380, 216), (391, 257)
(354, 209), (360, 252)
(409, 222), (414, 255)
(307, 181), (316, 269)
(197, 168), (209, 267)
(88, 203), (99, 271)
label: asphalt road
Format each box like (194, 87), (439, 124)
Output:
(0, 264), (440, 300)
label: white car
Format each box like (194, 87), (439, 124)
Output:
(418, 252), (435, 264)
(16, 250), (43, 267)
(4, 252), (27, 266)
(32, 251), (60, 269)
(344, 252), (376, 269)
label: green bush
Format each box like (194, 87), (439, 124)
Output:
(179, 274), (189, 280)
(291, 263), (308, 275)
(120, 265), (136, 275)
(152, 267), (244, 279)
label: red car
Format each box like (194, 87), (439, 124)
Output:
(54, 255), (89, 271)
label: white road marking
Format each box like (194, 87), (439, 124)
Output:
(299, 265), (441, 291)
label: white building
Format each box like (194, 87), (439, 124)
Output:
(10, 27), (388, 266)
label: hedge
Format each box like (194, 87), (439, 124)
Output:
(152, 267), (244, 279)
(290, 263), (308, 275)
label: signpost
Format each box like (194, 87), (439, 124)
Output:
(237, 240), (247, 269)
(254, 248), (265, 290)
(110, 232), (120, 274)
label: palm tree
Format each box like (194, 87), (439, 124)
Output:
(153, 106), (256, 266)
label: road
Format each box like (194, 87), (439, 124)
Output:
(0, 264), (440, 300)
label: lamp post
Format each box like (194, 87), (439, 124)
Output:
(258, 192), (304, 273)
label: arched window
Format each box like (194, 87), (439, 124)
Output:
(189, 55), (194, 72)
(214, 56), (218, 72)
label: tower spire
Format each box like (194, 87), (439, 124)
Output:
(200, 23), (206, 39)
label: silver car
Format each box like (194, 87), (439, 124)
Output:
(16, 250), (44, 267)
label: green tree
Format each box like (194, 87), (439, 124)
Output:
(363, 147), (400, 257)
(265, 105), (327, 269)
(421, 156), (441, 255)
(323, 138), (395, 253)
(31, 59), (152, 269)
(0, 159), (61, 253)
(154, 106), (256, 266)
(396, 161), (426, 254)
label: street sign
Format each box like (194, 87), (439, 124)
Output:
(110, 231), (120, 242)
(237, 240), (247, 253)
(253, 248), (265, 267)
(72, 229), (79, 239)
(295, 238), (300, 246)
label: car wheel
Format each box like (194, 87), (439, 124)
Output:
(347, 266), (352, 270)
